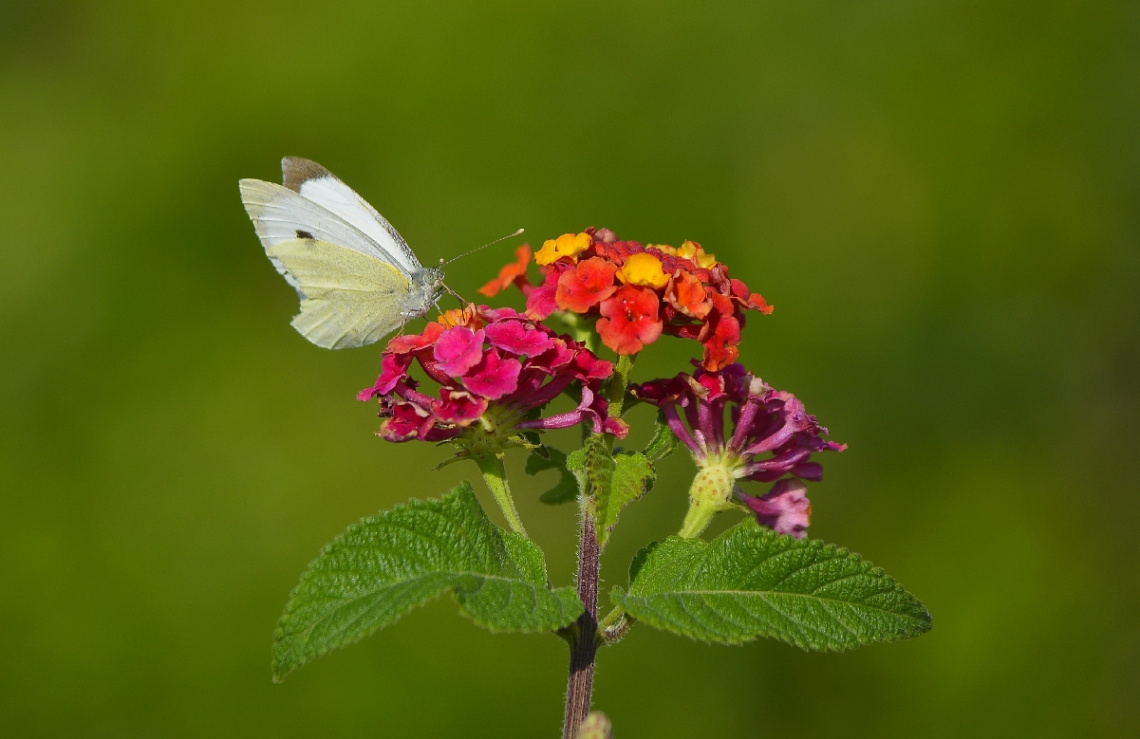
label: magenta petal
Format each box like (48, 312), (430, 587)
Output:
(525, 277), (558, 319)
(486, 319), (554, 356)
(518, 410), (587, 431)
(431, 388), (488, 425)
(358, 353), (413, 401)
(433, 327), (486, 376)
(462, 349), (522, 400)
(531, 338), (576, 374)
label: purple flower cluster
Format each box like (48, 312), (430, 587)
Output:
(634, 363), (845, 537)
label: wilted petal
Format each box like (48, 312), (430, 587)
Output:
(740, 479), (812, 538)
(379, 402), (436, 442)
(431, 388), (489, 425)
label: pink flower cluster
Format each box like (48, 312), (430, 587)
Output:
(358, 306), (626, 442)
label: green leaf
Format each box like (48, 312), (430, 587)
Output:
(526, 446), (580, 505)
(273, 482), (583, 681)
(613, 521), (932, 649)
(563, 435), (658, 549)
(570, 434), (613, 501)
(596, 451), (654, 549)
(642, 411), (680, 464)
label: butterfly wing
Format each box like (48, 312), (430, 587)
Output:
(266, 238), (413, 349)
(239, 178), (410, 277)
(240, 158), (439, 349)
(280, 157), (423, 275)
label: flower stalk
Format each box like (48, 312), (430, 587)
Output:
(563, 502), (600, 739)
(472, 452), (527, 537)
(563, 353), (635, 737)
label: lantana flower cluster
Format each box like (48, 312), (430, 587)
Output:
(360, 229), (842, 540)
(480, 228), (773, 371)
(634, 363), (846, 538)
(358, 306), (626, 448)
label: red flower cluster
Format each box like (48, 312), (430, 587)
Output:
(479, 228), (772, 370)
(357, 305), (625, 443)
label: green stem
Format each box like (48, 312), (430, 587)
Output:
(606, 353), (637, 422)
(473, 453), (527, 537)
(677, 499), (718, 538)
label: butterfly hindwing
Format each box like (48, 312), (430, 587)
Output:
(266, 238), (411, 349)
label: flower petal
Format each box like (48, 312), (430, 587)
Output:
(433, 327), (486, 376)
(596, 285), (663, 355)
(739, 479), (812, 538)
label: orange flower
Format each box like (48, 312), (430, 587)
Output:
(437, 304), (484, 330)
(479, 244), (532, 297)
(491, 227), (771, 370)
(666, 270), (711, 319)
(597, 285), (663, 355)
(699, 313), (741, 371)
(556, 257), (618, 313)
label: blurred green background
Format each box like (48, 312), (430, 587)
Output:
(2, 1), (1137, 736)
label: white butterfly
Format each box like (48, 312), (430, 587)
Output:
(239, 157), (445, 349)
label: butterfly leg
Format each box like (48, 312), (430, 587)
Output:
(440, 283), (469, 306)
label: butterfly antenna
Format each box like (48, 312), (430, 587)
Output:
(442, 228), (525, 266)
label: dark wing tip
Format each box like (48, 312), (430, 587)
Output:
(281, 157), (333, 192)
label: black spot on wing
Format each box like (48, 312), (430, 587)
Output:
(295, 229), (314, 240)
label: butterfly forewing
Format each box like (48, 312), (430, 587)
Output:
(239, 179), (397, 266)
(281, 157), (422, 276)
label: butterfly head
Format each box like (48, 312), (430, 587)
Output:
(407, 266), (446, 312)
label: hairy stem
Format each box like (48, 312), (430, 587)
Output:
(562, 353), (637, 737)
(473, 453), (528, 537)
(563, 501), (599, 739)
